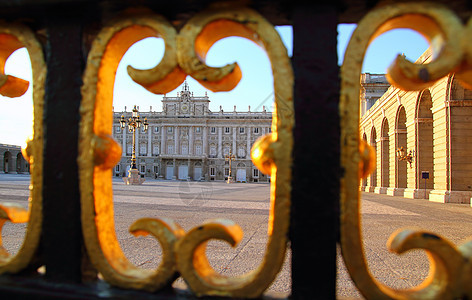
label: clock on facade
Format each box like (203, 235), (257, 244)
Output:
(181, 104), (189, 113)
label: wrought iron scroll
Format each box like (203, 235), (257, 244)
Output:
(341, 3), (472, 299)
(0, 24), (45, 274)
(79, 5), (293, 298)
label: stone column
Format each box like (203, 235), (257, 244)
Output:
(147, 125), (152, 157)
(173, 158), (177, 179)
(203, 126), (208, 155)
(161, 125), (165, 155)
(375, 136), (389, 194)
(174, 126), (179, 155)
(122, 125), (127, 156)
(232, 127), (237, 156)
(218, 126), (223, 158)
(189, 126), (193, 156)
(246, 125), (251, 159)
(202, 158), (206, 181)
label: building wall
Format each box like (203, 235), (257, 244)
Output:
(0, 144), (29, 174)
(360, 49), (472, 203)
(113, 83), (271, 183)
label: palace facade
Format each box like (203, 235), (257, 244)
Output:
(360, 49), (472, 204)
(112, 82), (272, 182)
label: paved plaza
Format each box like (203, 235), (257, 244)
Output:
(1, 174), (472, 298)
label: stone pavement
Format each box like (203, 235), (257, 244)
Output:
(1, 173), (472, 299)
(337, 191), (472, 299)
(111, 177), (290, 296)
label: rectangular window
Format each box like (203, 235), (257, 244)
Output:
(127, 145), (132, 155)
(268, 127), (271, 133)
(181, 145), (188, 155)
(153, 166), (159, 173)
(210, 146), (216, 156)
(115, 126), (121, 133)
(225, 127), (230, 134)
(153, 145), (159, 155)
(115, 165), (120, 172)
(167, 145), (174, 154)
(140, 165), (145, 173)
(195, 127), (201, 133)
(238, 147), (245, 158)
(210, 127), (216, 134)
(210, 167), (216, 176)
(154, 126), (159, 133)
(140, 145), (147, 155)
(167, 127), (173, 133)
(239, 127), (245, 134)
(195, 145), (202, 156)
(253, 168), (259, 177)
(254, 127), (259, 134)
(224, 168), (229, 176)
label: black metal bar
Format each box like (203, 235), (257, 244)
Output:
(290, 4), (340, 299)
(42, 16), (85, 282)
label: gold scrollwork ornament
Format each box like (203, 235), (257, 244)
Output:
(80, 5), (293, 298)
(80, 14), (186, 291)
(174, 5), (293, 297)
(0, 23), (45, 274)
(341, 3), (472, 299)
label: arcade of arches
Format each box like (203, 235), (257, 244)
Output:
(0, 144), (29, 174)
(360, 50), (472, 204)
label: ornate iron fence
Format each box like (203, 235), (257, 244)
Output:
(0, 1), (470, 299)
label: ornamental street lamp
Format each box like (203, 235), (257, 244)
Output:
(225, 150), (236, 184)
(120, 105), (149, 170)
(396, 146), (414, 168)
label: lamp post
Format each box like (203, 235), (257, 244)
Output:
(120, 105), (149, 170)
(120, 105), (148, 185)
(225, 150), (236, 183)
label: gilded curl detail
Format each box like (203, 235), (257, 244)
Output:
(341, 3), (472, 299)
(0, 24), (45, 274)
(79, 5), (292, 297)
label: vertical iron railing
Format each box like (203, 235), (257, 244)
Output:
(42, 15), (85, 283)
(291, 3), (339, 299)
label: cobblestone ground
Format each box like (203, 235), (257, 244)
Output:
(1, 174), (472, 299)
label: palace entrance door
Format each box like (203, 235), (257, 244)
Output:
(178, 165), (188, 180)
(166, 165), (174, 180)
(194, 167), (202, 181)
(236, 168), (246, 182)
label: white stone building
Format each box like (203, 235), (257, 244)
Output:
(112, 82), (272, 182)
(360, 73), (390, 116)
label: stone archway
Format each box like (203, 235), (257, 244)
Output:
(378, 118), (389, 194)
(194, 162), (202, 181)
(16, 153), (23, 173)
(416, 90), (434, 198)
(361, 133), (368, 190)
(369, 126), (377, 190)
(395, 106), (407, 192)
(4, 151), (12, 173)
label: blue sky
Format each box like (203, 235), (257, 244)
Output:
(0, 24), (429, 146)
